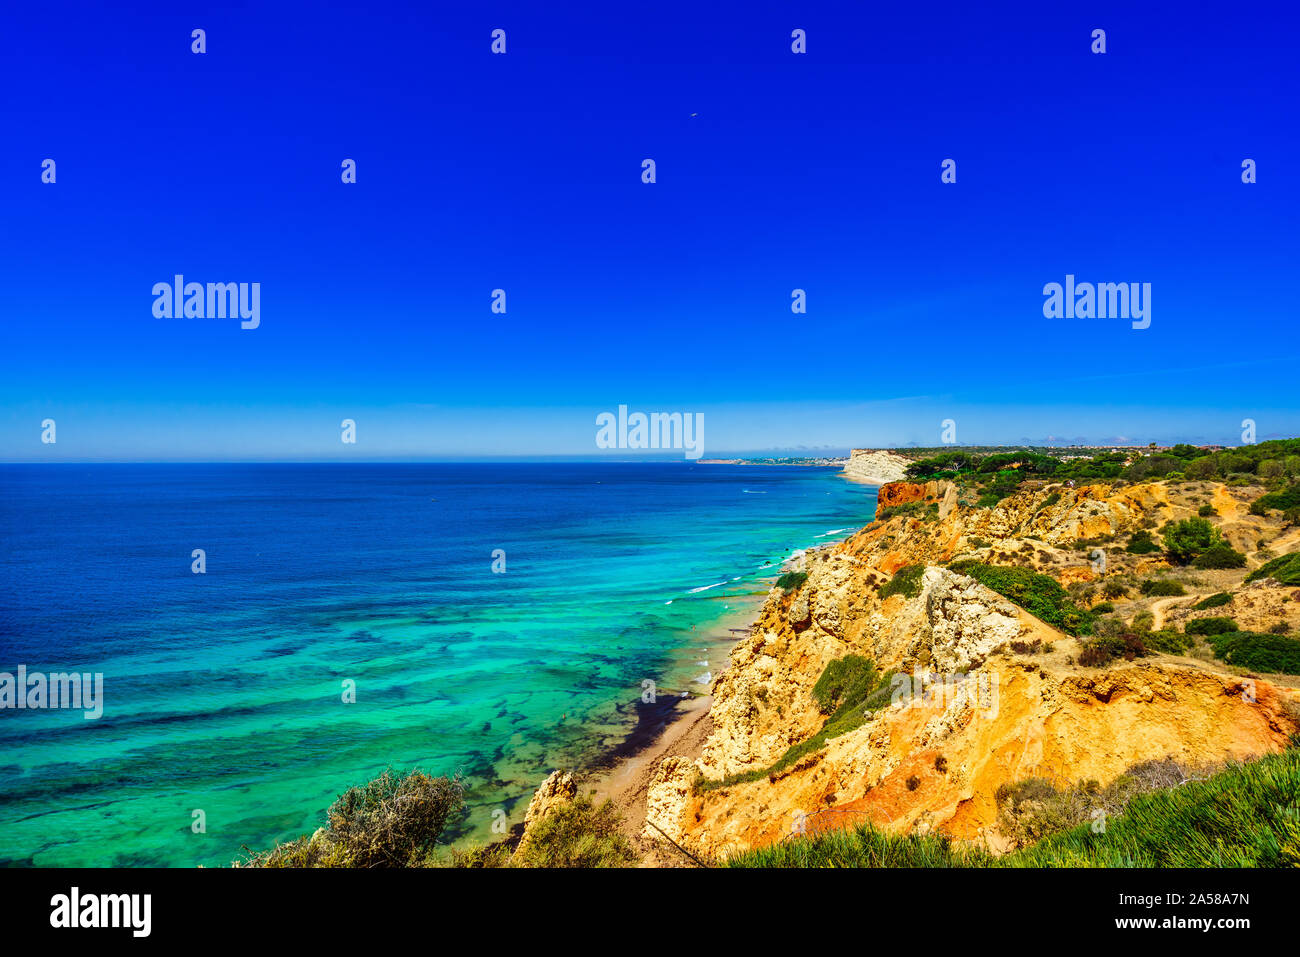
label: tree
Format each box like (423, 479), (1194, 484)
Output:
(1161, 517), (1220, 564)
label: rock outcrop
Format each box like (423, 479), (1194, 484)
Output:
(842, 449), (912, 485)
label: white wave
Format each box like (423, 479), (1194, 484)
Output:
(688, 581), (727, 594)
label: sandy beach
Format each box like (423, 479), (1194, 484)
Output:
(587, 690), (715, 866)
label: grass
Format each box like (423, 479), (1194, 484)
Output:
(725, 749), (1300, 867)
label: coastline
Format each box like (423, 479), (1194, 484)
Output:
(584, 494), (881, 855)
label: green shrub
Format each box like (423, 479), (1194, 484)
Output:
(1091, 601), (1115, 614)
(1139, 579), (1186, 597)
(1078, 633), (1148, 667)
(239, 768), (464, 868)
(1198, 504), (1217, 517)
(775, 571), (808, 592)
(1192, 592), (1233, 610)
(879, 564), (925, 600)
(512, 797), (639, 868)
(1041, 492), (1061, 508)
(1206, 631), (1300, 674)
(1144, 629), (1192, 653)
(948, 561), (1094, 635)
(1101, 579), (1129, 599)
(1125, 530), (1161, 554)
(811, 655), (878, 715)
(1246, 552), (1300, 586)
(1161, 517), (1221, 564)
(1193, 544), (1247, 569)
(1254, 484), (1300, 513)
(1184, 617), (1239, 636)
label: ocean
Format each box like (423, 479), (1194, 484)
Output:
(0, 462), (876, 866)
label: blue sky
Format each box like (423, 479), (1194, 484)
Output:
(2, 1), (1297, 460)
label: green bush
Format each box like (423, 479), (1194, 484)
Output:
(1246, 552), (1300, 586)
(239, 768), (464, 868)
(1184, 617), (1239, 636)
(1161, 517), (1221, 565)
(1193, 544), (1247, 569)
(1144, 629), (1192, 653)
(948, 561), (1094, 635)
(811, 655), (878, 715)
(512, 797), (639, 868)
(1078, 633), (1148, 666)
(1192, 592), (1233, 610)
(879, 564), (925, 600)
(775, 571), (808, 592)
(1198, 504), (1217, 517)
(1253, 484), (1300, 513)
(1207, 631), (1300, 674)
(1139, 579), (1186, 597)
(1125, 530), (1161, 554)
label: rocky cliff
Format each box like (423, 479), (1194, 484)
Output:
(641, 477), (1300, 859)
(842, 449), (912, 485)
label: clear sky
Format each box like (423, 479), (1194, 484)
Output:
(2, 1), (1297, 460)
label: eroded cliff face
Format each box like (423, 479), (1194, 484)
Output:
(643, 479), (1300, 859)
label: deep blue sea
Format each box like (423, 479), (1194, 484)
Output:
(0, 463), (876, 866)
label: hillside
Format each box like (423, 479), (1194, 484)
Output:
(636, 447), (1300, 861)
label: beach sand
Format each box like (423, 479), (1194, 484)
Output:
(587, 690), (716, 866)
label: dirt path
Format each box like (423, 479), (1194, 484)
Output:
(1150, 594), (1199, 630)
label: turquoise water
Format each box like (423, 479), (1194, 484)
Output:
(0, 463), (876, 866)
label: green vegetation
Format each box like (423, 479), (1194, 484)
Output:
(1246, 552), (1300, 586)
(1142, 629), (1192, 654)
(1252, 483), (1300, 514)
(697, 656), (893, 792)
(1198, 504), (1218, 517)
(1161, 517), (1221, 565)
(811, 655), (878, 714)
(726, 750), (1300, 867)
(1184, 617), (1239, 636)
(948, 561), (1094, 635)
(1139, 579), (1186, 597)
(775, 571), (808, 592)
(1077, 632), (1148, 666)
(1206, 631), (1300, 674)
(1193, 543), (1248, 569)
(875, 501), (938, 522)
(510, 797), (639, 868)
(878, 564), (925, 600)
(238, 768), (465, 868)
(1125, 529), (1161, 554)
(1193, 592), (1234, 610)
